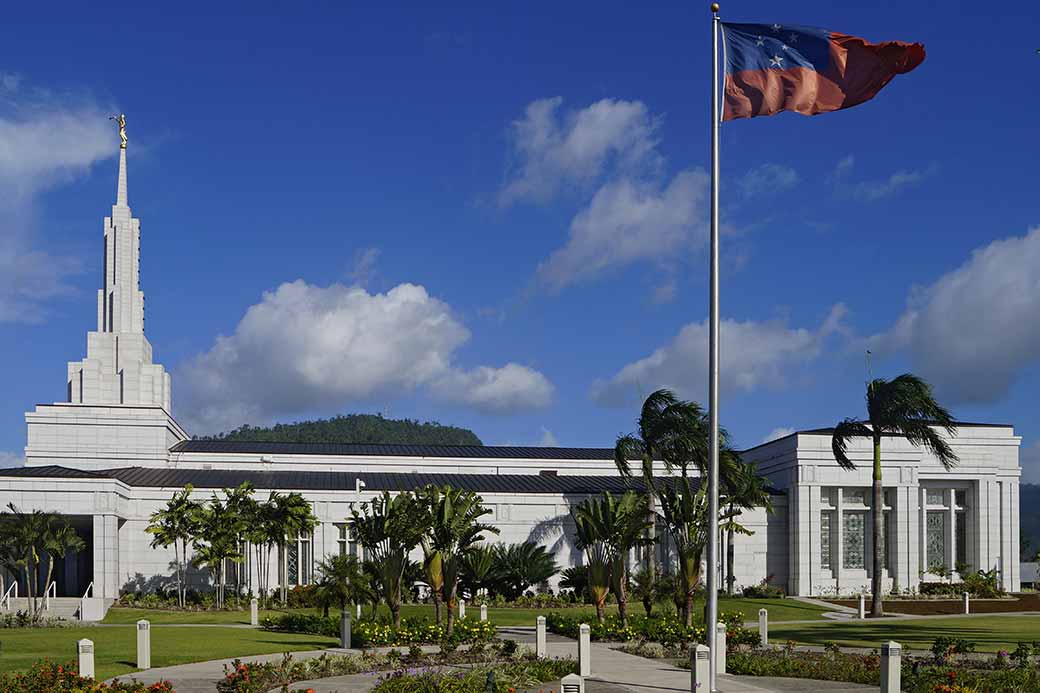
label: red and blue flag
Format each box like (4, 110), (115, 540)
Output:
(721, 22), (925, 121)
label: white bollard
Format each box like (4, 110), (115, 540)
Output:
(356, 602), (362, 619)
(536, 615), (547, 658)
(459, 598), (465, 619)
(561, 672), (585, 693)
(250, 598), (258, 627)
(880, 641), (902, 693)
(480, 603), (487, 622)
(136, 620), (151, 669)
(691, 643), (710, 692)
(578, 623), (591, 677)
(340, 610), (352, 649)
(77, 638), (95, 679)
(963, 591), (970, 615)
(758, 608), (768, 647)
(858, 593), (866, 619)
(715, 622), (727, 675)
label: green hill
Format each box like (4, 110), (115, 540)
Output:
(200, 414), (482, 446)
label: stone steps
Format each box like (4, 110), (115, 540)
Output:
(2, 596), (97, 621)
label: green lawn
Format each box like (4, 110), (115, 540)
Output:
(0, 625), (337, 681)
(104, 596), (832, 628)
(770, 614), (1040, 652)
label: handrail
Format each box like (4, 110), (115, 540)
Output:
(81, 581), (94, 600)
(1, 581), (17, 610)
(44, 581), (57, 611)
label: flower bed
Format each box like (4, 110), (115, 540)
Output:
(544, 612), (760, 648)
(260, 613), (496, 647)
(372, 659), (578, 693)
(0, 660), (174, 693)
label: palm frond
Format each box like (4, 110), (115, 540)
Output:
(830, 419), (874, 470)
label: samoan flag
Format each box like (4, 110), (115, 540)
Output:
(721, 22), (925, 121)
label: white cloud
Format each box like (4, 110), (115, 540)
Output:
(498, 97), (661, 206)
(593, 304), (847, 406)
(872, 226), (1040, 404)
(536, 169), (708, 291)
(760, 427), (795, 445)
(177, 280), (553, 433)
(0, 451), (24, 468)
(832, 155), (933, 201)
(739, 163), (799, 198)
(347, 247), (380, 286)
(0, 78), (116, 322)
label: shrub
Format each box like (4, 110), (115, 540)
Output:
(261, 613), (495, 648)
(689, 649), (879, 685)
(0, 660), (174, 692)
(931, 637), (975, 662)
(372, 659), (577, 693)
(544, 611), (758, 648)
(742, 577), (786, 599)
(962, 569), (1004, 599)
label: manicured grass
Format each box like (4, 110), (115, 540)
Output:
(104, 596), (833, 628)
(770, 614), (1040, 652)
(0, 625), (337, 680)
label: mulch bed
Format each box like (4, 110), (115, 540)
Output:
(827, 593), (1040, 616)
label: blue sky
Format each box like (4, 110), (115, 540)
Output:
(2, 1), (1039, 479)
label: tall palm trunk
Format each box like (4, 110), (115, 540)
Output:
(871, 433), (884, 618)
(611, 558), (629, 628)
(278, 542), (287, 605)
(643, 457), (657, 581)
(725, 508), (736, 595)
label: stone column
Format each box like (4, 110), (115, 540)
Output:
(480, 603), (487, 622)
(715, 616), (732, 670)
(963, 592), (970, 615)
(947, 488), (957, 578)
(578, 623), (591, 677)
(459, 599), (465, 619)
(536, 616), (547, 658)
(835, 487), (845, 594)
(250, 598), (258, 626)
(758, 608), (768, 647)
(78, 638), (95, 679)
(858, 593), (865, 619)
(880, 641), (902, 693)
(92, 514), (121, 600)
(340, 610), (352, 649)
(136, 620), (150, 669)
(691, 643), (710, 691)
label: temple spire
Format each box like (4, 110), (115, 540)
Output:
(116, 146), (128, 207)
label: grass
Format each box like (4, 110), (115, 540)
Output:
(0, 625), (337, 681)
(770, 614), (1040, 652)
(104, 596), (833, 628)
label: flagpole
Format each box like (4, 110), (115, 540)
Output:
(707, 3), (721, 691)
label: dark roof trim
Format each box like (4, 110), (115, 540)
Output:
(171, 439), (620, 461)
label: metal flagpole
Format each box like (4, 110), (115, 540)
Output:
(707, 3), (721, 691)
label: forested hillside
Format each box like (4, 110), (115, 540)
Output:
(200, 414), (483, 446)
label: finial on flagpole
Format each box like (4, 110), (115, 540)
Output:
(711, 3), (720, 13)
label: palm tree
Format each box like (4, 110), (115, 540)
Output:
(0, 504), (54, 620)
(145, 487), (200, 608)
(722, 462), (773, 595)
(459, 544), (498, 599)
(220, 482), (255, 602)
(832, 373), (958, 618)
(41, 518), (85, 606)
(351, 491), (428, 628)
(657, 478), (709, 626)
(492, 542), (559, 601)
(419, 485), (498, 636)
(243, 493), (275, 603)
(267, 492), (319, 605)
(572, 509), (611, 623)
(193, 494), (245, 608)
(314, 553), (366, 619)
(571, 492), (651, 627)
(614, 389), (704, 579)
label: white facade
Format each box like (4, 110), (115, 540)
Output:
(0, 138), (1023, 613)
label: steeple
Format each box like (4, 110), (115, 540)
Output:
(63, 115), (172, 410)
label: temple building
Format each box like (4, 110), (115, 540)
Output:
(0, 133), (1022, 619)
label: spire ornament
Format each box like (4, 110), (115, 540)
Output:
(110, 113), (127, 149)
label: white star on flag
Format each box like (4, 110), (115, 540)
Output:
(756, 36), (765, 46)
(788, 33), (798, 43)
(770, 55), (784, 68)
(771, 23), (782, 32)
(781, 44), (789, 51)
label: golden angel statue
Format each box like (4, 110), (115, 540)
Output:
(110, 113), (127, 149)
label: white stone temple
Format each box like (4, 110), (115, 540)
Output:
(0, 135), (1023, 619)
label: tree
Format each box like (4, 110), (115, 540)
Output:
(0, 504), (53, 620)
(193, 492), (246, 608)
(722, 462), (773, 595)
(832, 373), (958, 618)
(559, 566), (589, 602)
(314, 553), (367, 618)
(220, 482), (256, 602)
(571, 492), (651, 627)
(657, 478), (709, 627)
(146, 486), (200, 607)
(350, 491), (428, 628)
(614, 389), (704, 579)
(41, 518), (85, 608)
(571, 509), (611, 623)
(492, 542), (559, 601)
(458, 544), (499, 599)
(267, 492), (319, 605)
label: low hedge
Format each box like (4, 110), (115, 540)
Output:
(372, 659), (578, 693)
(544, 612), (760, 648)
(0, 660), (174, 693)
(260, 613), (496, 647)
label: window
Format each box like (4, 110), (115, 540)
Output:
(926, 489), (945, 506)
(927, 511), (946, 570)
(286, 531), (313, 586)
(955, 489), (967, 508)
(845, 489), (866, 506)
(820, 512), (832, 570)
(955, 511), (967, 566)
(843, 512), (866, 569)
